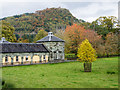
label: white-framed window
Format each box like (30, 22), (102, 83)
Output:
(16, 56), (19, 62)
(26, 56), (28, 61)
(5, 56), (8, 62)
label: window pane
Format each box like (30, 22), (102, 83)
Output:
(26, 56), (28, 61)
(16, 56), (18, 61)
(44, 55), (46, 60)
(5, 57), (8, 62)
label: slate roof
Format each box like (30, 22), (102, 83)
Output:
(36, 35), (64, 43)
(0, 43), (49, 53)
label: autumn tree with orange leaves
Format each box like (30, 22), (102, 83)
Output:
(64, 24), (86, 54)
(64, 23), (104, 55)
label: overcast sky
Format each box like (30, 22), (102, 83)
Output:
(0, 0), (119, 22)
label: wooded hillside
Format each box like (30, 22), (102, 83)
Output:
(2, 8), (81, 34)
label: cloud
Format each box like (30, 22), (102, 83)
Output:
(70, 2), (118, 22)
(1, 2), (68, 18)
(0, 1), (118, 23)
(0, 0), (120, 2)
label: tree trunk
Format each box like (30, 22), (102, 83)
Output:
(84, 62), (92, 72)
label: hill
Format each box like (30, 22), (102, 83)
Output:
(2, 7), (82, 41)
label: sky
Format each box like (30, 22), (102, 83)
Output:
(0, 0), (119, 22)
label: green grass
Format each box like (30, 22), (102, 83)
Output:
(2, 57), (118, 88)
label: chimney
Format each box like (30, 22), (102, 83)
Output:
(1, 37), (5, 42)
(48, 32), (53, 41)
(0, 37), (11, 43)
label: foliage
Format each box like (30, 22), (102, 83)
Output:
(64, 22), (118, 57)
(65, 53), (75, 57)
(80, 21), (108, 39)
(95, 16), (117, 32)
(80, 16), (118, 40)
(64, 23), (104, 55)
(105, 32), (118, 56)
(77, 39), (97, 62)
(64, 24), (86, 54)
(34, 29), (47, 43)
(83, 29), (105, 57)
(54, 29), (64, 40)
(17, 38), (29, 43)
(65, 53), (77, 60)
(17, 34), (36, 43)
(2, 57), (118, 88)
(0, 20), (17, 42)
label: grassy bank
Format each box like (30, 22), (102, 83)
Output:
(2, 57), (118, 88)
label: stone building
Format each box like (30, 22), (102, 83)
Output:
(37, 32), (65, 61)
(0, 32), (65, 66)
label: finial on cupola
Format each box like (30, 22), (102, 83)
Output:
(48, 32), (53, 41)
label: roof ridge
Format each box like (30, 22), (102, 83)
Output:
(36, 35), (64, 42)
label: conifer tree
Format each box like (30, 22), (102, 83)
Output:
(77, 39), (97, 62)
(77, 39), (97, 72)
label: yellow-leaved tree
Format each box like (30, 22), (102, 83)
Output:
(77, 39), (97, 72)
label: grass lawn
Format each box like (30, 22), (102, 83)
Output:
(2, 57), (118, 88)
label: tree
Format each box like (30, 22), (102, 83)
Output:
(54, 30), (64, 40)
(84, 30), (105, 57)
(77, 39), (97, 62)
(64, 24), (86, 54)
(18, 38), (29, 43)
(0, 20), (17, 42)
(105, 32), (118, 56)
(77, 39), (97, 72)
(34, 29), (47, 42)
(95, 16), (117, 32)
(80, 21), (109, 40)
(64, 23), (103, 55)
(92, 21), (109, 39)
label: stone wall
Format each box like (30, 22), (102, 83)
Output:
(42, 42), (64, 60)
